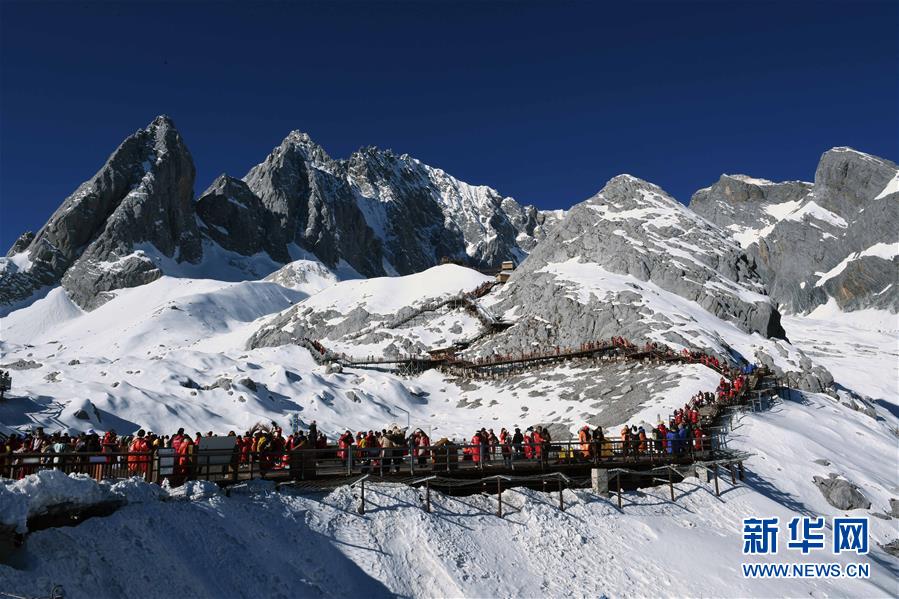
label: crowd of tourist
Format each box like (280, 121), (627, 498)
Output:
(1, 356), (757, 481)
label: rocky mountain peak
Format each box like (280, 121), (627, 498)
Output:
(195, 174), (291, 263)
(234, 130), (553, 277)
(492, 174), (785, 352)
(0, 115), (200, 312)
(813, 147), (897, 212)
(149, 113), (176, 128)
(1, 118), (551, 313)
(275, 130), (333, 165)
(591, 174), (677, 207)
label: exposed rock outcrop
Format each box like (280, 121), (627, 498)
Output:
(812, 473), (871, 510)
(691, 147), (898, 314)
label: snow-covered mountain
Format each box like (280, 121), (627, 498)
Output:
(228, 131), (555, 277)
(470, 175), (838, 392)
(488, 174), (784, 339)
(1, 118), (894, 413)
(691, 147), (898, 314)
(247, 174), (842, 423)
(0, 117), (556, 314)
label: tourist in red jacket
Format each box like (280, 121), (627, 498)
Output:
(471, 432), (483, 463)
(128, 430), (151, 475)
(176, 434), (193, 475)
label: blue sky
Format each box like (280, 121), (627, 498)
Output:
(1, 0), (896, 250)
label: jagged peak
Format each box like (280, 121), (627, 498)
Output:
(346, 145), (428, 182)
(349, 145), (413, 165)
(147, 114), (176, 129)
(130, 114), (191, 164)
(597, 173), (673, 202)
(284, 129), (314, 144)
(143, 115), (180, 145)
(274, 130), (333, 164)
(201, 172), (251, 196)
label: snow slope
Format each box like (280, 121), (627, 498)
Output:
(0, 263), (730, 439)
(248, 264), (494, 354)
(296, 264), (489, 317)
(783, 306), (899, 409)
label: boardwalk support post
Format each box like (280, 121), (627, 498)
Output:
(497, 478), (503, 518)
(591, 468), (609, 497)
(714, 465), (720, 496)
(668, 467), (675, 502)
(413, 475), (437, 513)
(617, 472), (623, 509)
(354, 475), (370, 515)
(558, 478), (564, 512)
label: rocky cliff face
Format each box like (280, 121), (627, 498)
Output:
(229, 132), (553, 277)
(240, 132), (384, 277)
(690, 175), (813, 247)
(0, 116), (200, 312)
(690, 148), (898, 314)
(195, 174), (291, 262)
